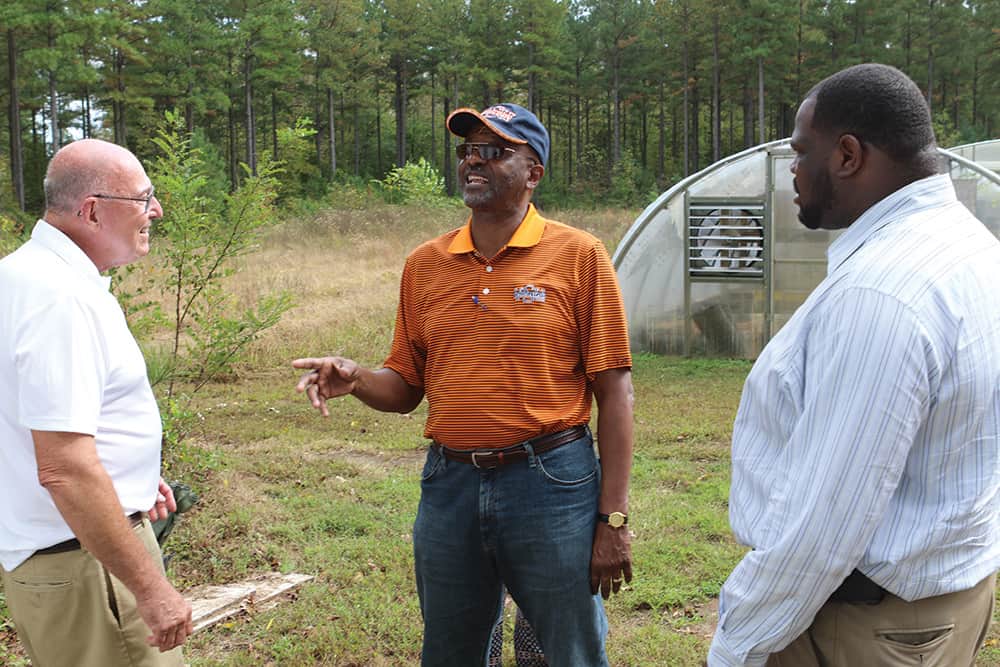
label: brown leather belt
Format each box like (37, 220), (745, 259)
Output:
(438, 425), (588, 469)
(33, 511), (144, 557)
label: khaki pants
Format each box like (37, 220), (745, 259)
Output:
(1, 517), (184, 667)
(768, 573), (996, 667)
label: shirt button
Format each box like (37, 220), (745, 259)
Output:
(485, 266), (493, 273)
(482, 288), (490, 295)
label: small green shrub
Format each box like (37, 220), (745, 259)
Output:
(267, 118), (324, 202)
(0, 214), (27, 258)
(117, 109), (294, 459)
(375, 158), (449, 205)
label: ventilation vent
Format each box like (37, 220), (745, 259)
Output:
(688, 203), (765, 278)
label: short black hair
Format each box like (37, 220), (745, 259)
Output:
(809, 63), (938, 173)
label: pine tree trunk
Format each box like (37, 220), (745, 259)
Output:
(743, 82), (753, 148)
(657, 81), (665, 184)
(394, 56), (406, 168)
(376, 85), (382, 176)
(271, 92), (278, 158)
(712, 12), (721, 163)
(692, 74), (700, 172)
(612, 52), (621, 166)
(429, 73), (436, 170)
(7, 30), (25, 211)
(925, 0), (934, 115)
(327, 87), (337, 175)
(227, 102), (237, 189)
(47, 25), (61, 152)
(113, 48), (126, 146)
(566, 102), (573, 186)
(682, 40), (690, 176)
(575, 59), (582, 182)
(353, 100), (360, 177)
(757, 56), (765, 145)
(443, 84), (453, 196)
(244, 54), (256, 175)
(527, 43), (535, 112)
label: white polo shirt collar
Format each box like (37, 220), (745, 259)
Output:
(31, 219), (112, 291)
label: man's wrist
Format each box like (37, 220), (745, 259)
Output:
(597, 511), (628, 528)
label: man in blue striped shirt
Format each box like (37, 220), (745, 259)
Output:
(708, 63), (1000, 666)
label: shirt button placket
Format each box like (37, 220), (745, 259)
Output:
(480, 264), (493, 307)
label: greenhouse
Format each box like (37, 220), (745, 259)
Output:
(612, 139), (1000, 358)
(947, 139), (1000, 174)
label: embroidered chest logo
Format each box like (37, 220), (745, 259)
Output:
(513, 284), (546, 304)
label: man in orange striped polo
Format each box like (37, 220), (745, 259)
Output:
(294, 103), (634, 667)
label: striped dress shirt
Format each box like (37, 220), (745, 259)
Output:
(708, 174), (1000, 666)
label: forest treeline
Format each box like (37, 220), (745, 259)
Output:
(1, 0), (998, 215)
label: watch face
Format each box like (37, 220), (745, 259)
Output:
(608, 512), (626, 528)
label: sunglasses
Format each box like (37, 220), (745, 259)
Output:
(455, 143), (518, 162)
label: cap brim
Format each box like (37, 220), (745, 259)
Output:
(446, 108), (527, 146)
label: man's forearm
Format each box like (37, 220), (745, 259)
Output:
(592, 368), (634, 512)
(352, 367), (424, 413)
(33, 431), (168, 598)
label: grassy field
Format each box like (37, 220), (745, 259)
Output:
(2, 201), (999, 665)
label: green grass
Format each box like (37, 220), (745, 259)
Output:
(2, 203), (999, 665)
(167, 355), (752, 666)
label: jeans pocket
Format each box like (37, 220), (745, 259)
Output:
(874, 624), (954, 666)
(536, 442), (599, 487)
(421, 446), (445, 482)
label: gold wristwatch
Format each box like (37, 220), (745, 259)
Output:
(597, 511), (628, 528)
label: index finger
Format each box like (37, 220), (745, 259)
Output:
(622, 560), (633, 584)
(292, 358), (325, 370)
(295, 370), (318, 393)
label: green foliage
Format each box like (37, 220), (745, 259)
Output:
(121, 110), (293, 452)
(0, 158), (33, 258)
(0, 215), (28, 258)
(323, 177), (383, 211)
(2, 0), (1000, 210)
(932, 111), (962, 151)
(266, 118), (323, 202)
(189, 128), (231, 200)
(186, 291), (293, 388)
(608, 149), (656, 208)
(375, 158), (450, 206)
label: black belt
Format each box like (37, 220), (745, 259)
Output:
(438, 425), (588, 469)
(828, 568), (887, 604)
(33, 512), (144, 557)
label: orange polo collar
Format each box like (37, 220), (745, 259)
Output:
(447, 203), (545, 254)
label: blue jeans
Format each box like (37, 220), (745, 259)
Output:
(413, 429), (609, 667)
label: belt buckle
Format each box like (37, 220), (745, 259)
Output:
(471, 450), (495, 469)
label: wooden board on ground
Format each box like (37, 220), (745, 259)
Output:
(186, 572), (314, 633)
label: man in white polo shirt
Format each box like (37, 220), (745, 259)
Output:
(0, 139), (192, 666)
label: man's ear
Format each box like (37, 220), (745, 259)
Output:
(525, 163), (544, 190)
(834, 133), (864, 178)
(78, 198), (100, 227)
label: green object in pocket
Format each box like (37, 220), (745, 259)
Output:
(150, 481), (198, 547)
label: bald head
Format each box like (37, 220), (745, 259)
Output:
(44, 139), (144, 216)
(41, 139), (160, 272)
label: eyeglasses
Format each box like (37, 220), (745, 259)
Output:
(456, 143), (518, 162)
(91, 186), (156, 213)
